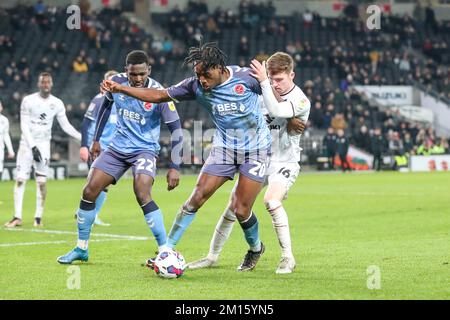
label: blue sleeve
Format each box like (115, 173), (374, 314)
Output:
(93, 92), (114, 142)
(84, 103), (97, 121)
(111, 73), (129, 84)
(159, 101), (180, 123)
(85, 94), (105, 120)
(233, 66), (262, 95)
(81, 117), (93, 147)
(166, 119), (183, 170)
(166, 77), (198, 102)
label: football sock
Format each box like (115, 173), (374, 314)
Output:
(76, 198), (96, 250)
(166, 205), (197, 249)
(238, 212), (262, 252)
(266, 200), (293, 258)
(208, 207), (236, 261)
(94, 190), (108, 218)
(13, 180), (26, 219)
(34, 181), (46, 219)
(142, 200), (167, 248)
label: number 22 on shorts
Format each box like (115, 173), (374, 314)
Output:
(136, 158), (155, 173)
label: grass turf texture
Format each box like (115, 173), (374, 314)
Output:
(0, 171), (449, 299)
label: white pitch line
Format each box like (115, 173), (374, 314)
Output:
(2, 228), (151, 241)
(0, 240), (68, 247)
(0, 238), (144, 248)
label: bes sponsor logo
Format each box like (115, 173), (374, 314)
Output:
(212, 103), (246, 116)
(119, 108), (146, 125)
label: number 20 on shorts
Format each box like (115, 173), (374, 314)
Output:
(249, 161), (266, 178)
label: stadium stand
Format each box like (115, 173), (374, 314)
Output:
(0, 1), (449, 170)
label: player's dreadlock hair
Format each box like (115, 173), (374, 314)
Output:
(183, 42), (228, 72)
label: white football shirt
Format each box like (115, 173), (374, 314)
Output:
(20, 92), (66, 146)
(261, 85), (310, 163)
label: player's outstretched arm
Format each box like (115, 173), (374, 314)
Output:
(57, 113), (82, 141)
(102, 80), (172, 103)
(166, 118), (183, 191)
(80, 117), (93, 162)
(4, 120), (15, 158)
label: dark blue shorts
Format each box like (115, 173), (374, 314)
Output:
(201, 147), (270, 183)
(91, 148), (157, 183)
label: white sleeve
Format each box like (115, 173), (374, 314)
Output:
(56, 105), (82, 141)
(294, 94), (311, 123)
(260, 79), (298, 118)
(4, 119), (14, 154)
(20, 97), (36, 148)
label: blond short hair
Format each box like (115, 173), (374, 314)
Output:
(104, 70), (119, 80)
(266, 52), (294, 74)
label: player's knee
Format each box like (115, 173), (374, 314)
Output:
(231, 202), (252, 219)
(264, 199), (282, 214)
(35, 175), (47, 185)
(82, 184), (99, 202)
(16, 178), (26, 187)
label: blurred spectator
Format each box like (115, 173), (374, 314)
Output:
(238, 36), (250, 57)
(331, 112), (347, 131)
(431, 138), (447, 154)
(73, 56), (89, 73)
(417, 139), (433, 155)
(371, 128), (386, 171)
(162, 37), (173, 54)
(355, 125), (371, 151)
(398, 53), (411, 72)
(425, 5), (437, 32)
(336, 129), (351, 172)
(310, 102), (324, 129)
(388, 131), (404, 155)
(403, 132), (414, 154)
(93, 57), (108, 73)
(17, 57), (28, 71)
(303, 10), (313, 27)
(323, 127), (337, 170)
(37, 56), (50, 72)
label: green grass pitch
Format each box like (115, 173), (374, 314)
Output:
(0, 171), (449, 299)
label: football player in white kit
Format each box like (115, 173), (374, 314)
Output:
(4, 72), (81, 228)
(0, 101), (15, 179)
(187, 52), (310, 274)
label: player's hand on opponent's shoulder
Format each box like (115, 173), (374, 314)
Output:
(287, 117), (306, 135)
(166, 168), (180, 191)
(249, 59), (268, 83)
(101, 80), (122, 93)
(90, 141), (101, 161)
(80, 146), (89, 162)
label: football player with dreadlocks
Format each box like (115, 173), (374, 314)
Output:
(102, 42), (270, 271)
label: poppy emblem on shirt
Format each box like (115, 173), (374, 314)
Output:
(300, 98), (308, 107)
(143, 102), (153, 111)
(234, 84), (245, 95)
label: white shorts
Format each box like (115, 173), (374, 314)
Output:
(264, 161), (300, 198)
(16, 142), (51, 180)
